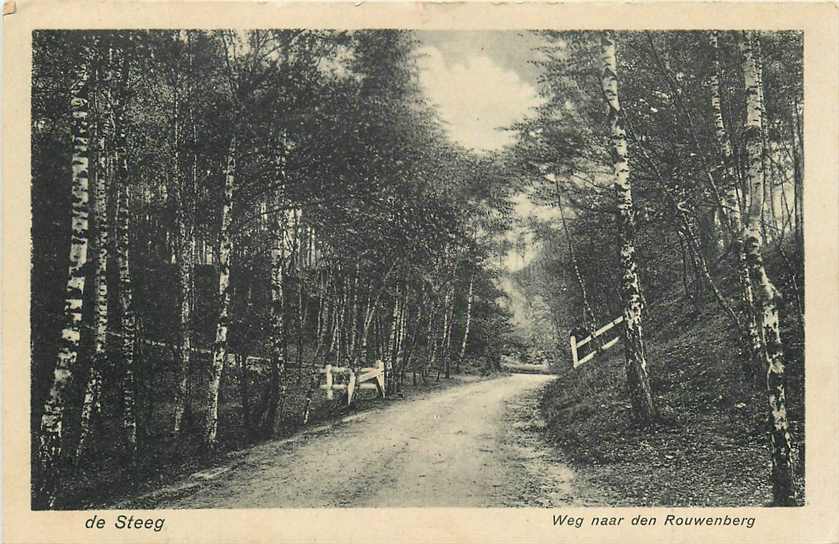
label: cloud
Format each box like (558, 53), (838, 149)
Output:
(418, 46), (540, 151)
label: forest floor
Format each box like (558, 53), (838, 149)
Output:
(109, 373), (608, 508)
(539, 249), (805, 506)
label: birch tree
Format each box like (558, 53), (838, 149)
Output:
(739, 31), (796, 506)
(457, 272), (474, 365)
(117, 181), (137, 457)
(36, 43), (92, 508)
(263, 144), (289, 434)
(709, 31), (763, 373)
(172, 31), (196, 434)
(204, 136), (237, 446)
(600, 32), (657, 422)
(76, 45), (111, 461)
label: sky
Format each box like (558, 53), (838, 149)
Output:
(415, 31), (559, 275)
(414, 32), (558, 329)
(415, 31), (544, 152)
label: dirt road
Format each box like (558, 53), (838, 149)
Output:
(123, 374), (606, 508)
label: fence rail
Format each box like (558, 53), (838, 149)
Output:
(571, 315), (624, 368)
(319, 360), (386, 405)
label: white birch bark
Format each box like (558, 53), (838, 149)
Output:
(117, 178), (137, 458)
(386, 285), (401, 390)
(457, 273), (474, 366)
(709, 32), (763, 371)
(109, 46), (137, 458)
(263, 147), (288, 434)
(204, 136), (237, 446)
(739, 31), (796, 506)
(172, 55), (195, 434)
(76, 51), (111, 460)
(600, 32), (656, 422)
(443, 286), (455, 379)
(37, 47), (92, 507)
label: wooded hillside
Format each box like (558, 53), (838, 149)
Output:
(508, 31), (804, 506)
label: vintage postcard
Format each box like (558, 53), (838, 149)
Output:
(3, 1), (838, 542)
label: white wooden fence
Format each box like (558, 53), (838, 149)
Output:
(570, 315), (624, 368)
(320, 360), (386, 406)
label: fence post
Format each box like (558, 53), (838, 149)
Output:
(347, 369), (356, 406)
(384, 358), (393, 395)
(377, 359), (386, 398)
(325, 364), (333, 400)
(570, 335), (579, 368)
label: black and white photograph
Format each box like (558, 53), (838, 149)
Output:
(26, 26), (808, 514)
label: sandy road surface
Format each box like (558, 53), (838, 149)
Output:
(122, 374), (605, 508)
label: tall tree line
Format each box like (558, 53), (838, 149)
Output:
(31, 30), (515, 508)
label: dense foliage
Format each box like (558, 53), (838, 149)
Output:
(31, 30), (517, 508)
(507, 31), (803, 505)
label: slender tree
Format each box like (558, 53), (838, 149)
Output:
(739, 31), (796, 506)
(600, 32), (656, 422)
(172, 31), (196, 434)
(204, 135), (237, 446)
(117, 180), (137, 458)
(36, 42), (92, 508)
(457, 272), (474, 367)
(76, 45), (111, 461)
(263, 145), (289, 434)
(709, 31), (762, 372)
(109, 42), (138, 459)
(555, 180), (596, 333)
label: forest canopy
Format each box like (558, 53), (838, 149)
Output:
(31, 29), (804, 509)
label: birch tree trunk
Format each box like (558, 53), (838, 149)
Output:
(172, 62), (195, 434)
(36, 48), (92, 508)
(263, 176), (288, 434)
(386, 285), (401, 390)
(107, 45), (138, 459)
(600, 32), (656, 423)
(348, 262), (361, 361)
(327, 268), (340, 359)
(435, 286), (451, 381)
(117, 179), (137, 459)
(357, 288), (372, 366)
(332, 276), (347, 365)
(359, 292), (375, 367)
(393, 292), (408, 390)
(739, 31), (796, 506)
(457, 272), (474, 371)
(709, 39), (758, 303)
(443, 287), (455, 379)
(313, 269), (330, 360)
(296, 224), (306, 378)
(407, 300), (425, 386)
(76, 52), (111, 460)
(791, 97), (804, 246)
(425, 294), (439, 382)
(357, 267), (396, 369)
(204, 136), (237, 446)
(709, 31), (763, 375)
